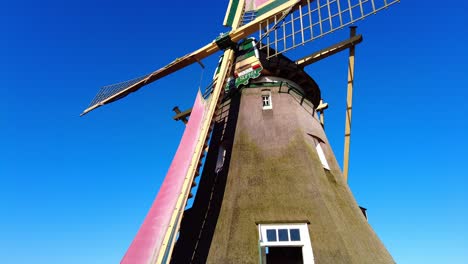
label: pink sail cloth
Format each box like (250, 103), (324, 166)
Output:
(245, 0), (270, 11)
(121, 92), (207, 264)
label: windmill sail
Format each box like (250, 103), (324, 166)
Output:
(225, 0), (281, 26)
(81, 1), (304, 116)
(81, 0), (399, 116)
(121, 91), (208, 264)
(84, 74), (151, 112)
(256, 0), (400, 58)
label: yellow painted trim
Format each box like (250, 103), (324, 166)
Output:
(223, 0), (235, 26)
(234, 56), (259, 72)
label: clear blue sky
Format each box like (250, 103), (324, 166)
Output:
(1, 0), (467, 263)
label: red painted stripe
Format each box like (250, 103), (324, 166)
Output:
(252, 64), (261, 70)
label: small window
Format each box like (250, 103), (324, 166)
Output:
(278, 229), (288, 241)
(266, 229), (277, 242)
(290, 229), (301, 241)
(259, 223), (314, 264)
(215, 144), (226, 173)
(261, 90), (272, 110)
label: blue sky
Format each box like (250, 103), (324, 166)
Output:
(1, 0), (467, 263)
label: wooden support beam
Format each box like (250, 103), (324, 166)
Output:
(295, 34), (363, 67)
(316, 99), (329, 127)
(343, 26), (357, 183)
(172, 106), (192, 124)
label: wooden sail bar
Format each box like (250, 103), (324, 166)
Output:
(81, 0), (305, 116)
(295, 34), (362, 66)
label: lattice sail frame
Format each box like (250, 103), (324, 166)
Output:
(257, 0), (399, 58)
(85, 74), (151, 110)
(83, 0), (399, 115)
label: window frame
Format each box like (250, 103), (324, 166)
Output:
(258, 223), (315, 263)
(261, 90), (272, 110)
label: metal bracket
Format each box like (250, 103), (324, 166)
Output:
(215, 32), (236, 50)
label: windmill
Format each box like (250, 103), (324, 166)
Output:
(82, 0), (399, 263)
